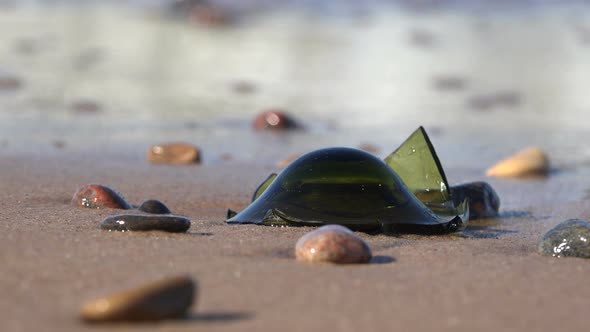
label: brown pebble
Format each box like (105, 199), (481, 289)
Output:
(52, 140), (66, 149)
(80, 275), (195, 323)
(253, 110), (299, 131)
(295, 225), (372, 264)
(71, 184), (131, 209)
(147, 143), (201, 165)
(0, 76), (23, 91)
(70, 99), (102, 113)
(231, 80), (256, 94)
(486, 147), (549, 178)
(277, 153), (302, 168)
(188, 4), (230, 27)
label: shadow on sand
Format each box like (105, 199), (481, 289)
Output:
(184, 311), (254, 323)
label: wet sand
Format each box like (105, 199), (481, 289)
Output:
(2, 152), (590, 332)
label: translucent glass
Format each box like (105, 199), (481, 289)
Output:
(227, 147), (468, 234)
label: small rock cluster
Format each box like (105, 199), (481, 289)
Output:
(71, 184), (190, 233)
(71, 121), (572, 327)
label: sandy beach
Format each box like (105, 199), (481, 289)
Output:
(2, 150), (590, 331)
(2, 1), (590, 331)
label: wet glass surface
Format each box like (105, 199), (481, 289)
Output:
(227, 147), (468, 233)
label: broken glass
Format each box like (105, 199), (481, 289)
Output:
(227, 145), (469, 234)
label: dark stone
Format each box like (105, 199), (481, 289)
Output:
(138, 200), (171, 214)
(432, 75), (468, 91)
(495, 91), (522, 107)
(101, 214), (191, 233)
(467, 94), (495, 111)
(467, 91), (523, 111)
(409, 29), (437, 48)
(538, 219), (590, 258)
(70, 99), (102, 113)
(52, 140), (66, 149)
(71, 184), (131, 209)
(231, 80), (256, 94)
(451, 182), (500, 219)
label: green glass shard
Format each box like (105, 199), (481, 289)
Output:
(384, 126), (451, 208)
(227, 147), (468, 234)
(227, 209), (238, 219)
(251, 173), (277, 202)
(245, 126), (495, 222)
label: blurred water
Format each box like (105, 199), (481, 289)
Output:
(0, 1), (589, 168)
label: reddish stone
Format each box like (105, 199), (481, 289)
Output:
(0, 76), (23, 91)
(253, 110), (299, 131)
(71, 184), (131, 209)
(70, 99), (102, 113)
(188, 4), (229, 27)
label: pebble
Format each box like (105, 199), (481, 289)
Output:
(231, 80), (256, 94)
(432, 75), (468, 91)
(486, 147), (549, 177)
(409, 29), (437, 48)
(71, 184), (131, 209)
(0, 76), (23, 91)
(147, 143), (201, 165)
(80, 275), (195, 323)
(15, 38), (42, 55)
(295, 225), (372, 264)
(538, 219), (590, 258)
(100, 214), (191, 233)
(52, 140), (66, 149)
(70, 99), (102, 113)
(467, 94), (496, 111)
(253, 110), (299, 131)
(188, 3), (230, 27)
(138, 200), (171, 214)
(450, 182), (500, 219)
(467, 91), (523, 111)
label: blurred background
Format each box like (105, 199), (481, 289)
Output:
(0, 0), (589, 167)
